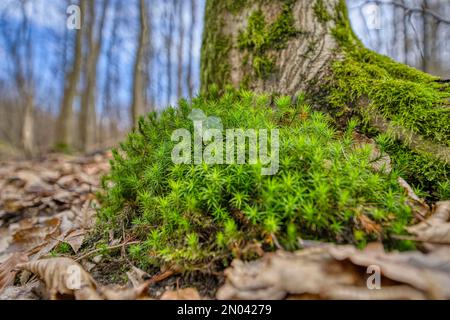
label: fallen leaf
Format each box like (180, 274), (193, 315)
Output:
(0, 253), (28, 294)
(357, 214), (382, 235)
(17, 257), (98, 300)
(126, 266), (150, 288)
(64, 229), (86, 253)
(16, 257), (151, 300)
(407, 201), (450, 248)
(217, 243), (450, 300)
(8, 217), (61, 254)
(160, 288), (201, 300)
(398, 177), (430, 219)
(0, 279), (42, 300)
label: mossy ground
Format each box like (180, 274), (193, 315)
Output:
(99, 89), (414, 271)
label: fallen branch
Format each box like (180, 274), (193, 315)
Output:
(75, 241), (141, 262)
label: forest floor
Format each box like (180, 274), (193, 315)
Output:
(1, 151), (450, 300)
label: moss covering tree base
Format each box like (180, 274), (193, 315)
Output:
(98, 0), (449, 272)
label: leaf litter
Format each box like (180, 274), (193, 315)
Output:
(1, 144), (450, 300)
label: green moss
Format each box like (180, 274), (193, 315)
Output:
(322, 0), (450, 199)
(313, 0), (332, 23)
(253, 55), (275, 78)
(200, 1), (232, 92)
(99, 90), (414, 270)
(51, 242), (74, 256)
(54, 143), (72, 154)
(224, 0), (248, 14)
(376, 134), (449, 200)
(238, 2), (300, 80)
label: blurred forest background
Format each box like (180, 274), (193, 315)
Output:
(0, 0), (449, 157)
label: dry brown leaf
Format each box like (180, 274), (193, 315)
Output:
(217, 243), (450, 300)
(17, 257), (98, 300)
(126, 266), (150, 288)
(64, 229), (86, 253)
(8, 217), (61, 254)
(357, 214), (382, 235)
(100, 282), (152, 300)
(16, 257), (151, 300)
(0, 253), (28, 294)
(407, 201), (450, 247)
(160, 288), (201, 300)
(398, 177), (430, 219)
(0, 279), (42, 300)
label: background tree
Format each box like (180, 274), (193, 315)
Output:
(186, 0), (197, 98)
(131, 0), (151, 128)
(78, 0), (108, 151)
(56, 0), (84, 150)
(0, 0), (36, 156)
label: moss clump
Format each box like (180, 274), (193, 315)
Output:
(238, 2), (300, 80)
(99, 89), (413, 270)
(328, 51), (449, 147)
(313, 0), (332, 23)
(376, 133), (449, 200)
(324, 0), (450, 199)
(224, 0), (248, 14)
(51, 242), (74, 256)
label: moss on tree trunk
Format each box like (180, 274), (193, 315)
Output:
(201, 0), (449, 199)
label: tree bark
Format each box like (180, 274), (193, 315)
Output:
(186, 0), (197, 98)
(79, 0), (108, 152)
(21, 94), (34, 156)
(56, 0), (85, 150)
(164, 1), (176, 105)
(131, 0), (150, 128)
(176, 0), (185, 99)
(201, 0), (343, 95)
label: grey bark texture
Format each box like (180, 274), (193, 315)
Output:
(201, 0), (342, 95)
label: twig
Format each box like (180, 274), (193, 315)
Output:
(75, 241), (141, 262)
(146, 270), (175, 284)
(349, 0), (450, 24)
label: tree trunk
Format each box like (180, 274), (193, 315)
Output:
(56, 0), (85, 150)
(21, 94), (34, 156)
(131, 0), (150, 128)
(186, 0), (197, 98)
(201, 0), (343, 95)
(79, 0), (107, 152)
(200, 0), (450, 166)
(176, 0), (185, 99)
(164, 1), (176, 105)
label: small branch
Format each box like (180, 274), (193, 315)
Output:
(349, 0), (450, 25)
(75, 241), (141, 262)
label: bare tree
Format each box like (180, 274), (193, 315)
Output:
(164, 1), (176, 105)
(186, 0), (197, 98)
(79, 0), (108, 152)
(176, 0), (185, 99)
(56, 0), (85, 150)
(101, 0), (122, 143)
(0, 0), (36, 156)
(131, 0), (150, 128)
